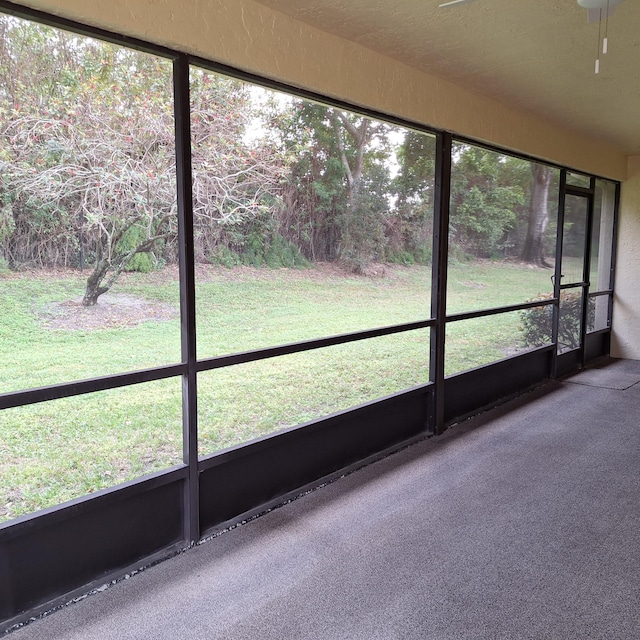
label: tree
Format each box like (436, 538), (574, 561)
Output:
(449, 145), (524, 259)
(330, 111), (391, 272)
(0, 17), (289, 303)
(331, 111), (369, 204)
(390, 131), (436, 264)
(271, 101), (350, 263)
(0, 19), (177, 304)
(270, 100), (393, 271)
(521, 163), (552, 267)
(189, 70), (289, 265)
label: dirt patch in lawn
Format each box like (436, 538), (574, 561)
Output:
(40, 293), (179, 331)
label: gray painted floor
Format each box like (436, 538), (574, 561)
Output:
(8, 359), (640, 639)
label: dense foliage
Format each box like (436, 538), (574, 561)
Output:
(520, 292), (595, 351)
(0, 15), (556, 303)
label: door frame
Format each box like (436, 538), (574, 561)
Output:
(553, 171), (595, 378)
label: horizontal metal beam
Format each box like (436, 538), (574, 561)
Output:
(1, 320), (435, 409)
(0, 364), (186, 410)
(196, 319), (435, 372)
(564, 185), (594, 196)
(446, 298), (555, 324)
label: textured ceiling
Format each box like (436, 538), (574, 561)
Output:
(254, 0), (640, 155)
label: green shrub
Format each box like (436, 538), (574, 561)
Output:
(0, 201), (15, 244)
(241, 246), (264, 268)
(234, 229), (308, 269)
(119, 224), (156, 273)
(125, 252), (155, 273)
(447, 243), (474, 265)
(386, 250), (415, 266)
(386, 244), (432, 266)
(520, 291), (595, 351)
(413, 245), (432, 265)
(209, 246), (242, 268)
(264, 233), (309, 268)
(0, 255), (10, 275)
(520, 293), (554, 348)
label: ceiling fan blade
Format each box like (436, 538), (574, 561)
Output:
(439, 0), (478, 7)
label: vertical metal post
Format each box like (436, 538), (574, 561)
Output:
(607, 182), (621, 334)
(173, 55), (199, 543)
(551, 170), (566, 379)
(580, 180), (596, 368)
(429, 132), (452, 435)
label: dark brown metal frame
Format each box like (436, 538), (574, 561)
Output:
(174, 55), (200, 544)
(0, 0), (620, 631)
(429, 132), (452, 435)
(554, 173), (600, 376)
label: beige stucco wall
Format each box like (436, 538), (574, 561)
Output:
(13, 0), (627, 180)
(611, 156), (640, 359)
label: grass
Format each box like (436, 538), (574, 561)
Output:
(0, 260), (555, 521)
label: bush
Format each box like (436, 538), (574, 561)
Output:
(124, 252), (155, 273)
(120, 225), (156, 273)
(264, 233), (309, 268)
(447, 243), (475, 265)
(241, 247), (264, 268)
(209, 246), (242, 268)
(413, 244), (432, 265)
(386, 250), (415, 266)
(520, 292), (595, 351)
(237, 229), (308, 269)
(450, 185), (519, 259)
(520, 293), (554, 348)
(0, 255), (10, 275)
(337, 187), (387, 274)
(0, 201), (15, 245)
(386, 244), (432, 266)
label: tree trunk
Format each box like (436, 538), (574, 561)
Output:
(332, 112), (369, 205)
(82, 259), (109, 306)
(82, 236), (111, 306)
(81, 216), (169, 306)
(521, 164), (552, 267)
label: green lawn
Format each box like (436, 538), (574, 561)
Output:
(0, 260), (554, 521)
